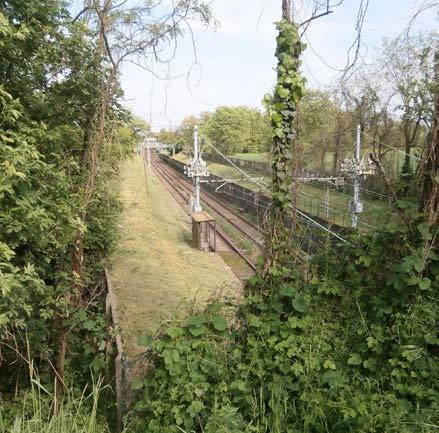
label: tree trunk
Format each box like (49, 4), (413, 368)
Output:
(369, 153), (397, 202)
(332, 126), (342, 176)
(55, 327), (68, 400)
(55, 0), (116, 390)
(319, 135), (328, 173)
(282, 0), (292, 21)
(421, 52), (439, 229)
(402, 122), (412, 176)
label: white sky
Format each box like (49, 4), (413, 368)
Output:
(116, 0), (438, 131)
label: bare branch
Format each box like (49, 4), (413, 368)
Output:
(299, 10), (333, 29)
(72, 6), (92, 23)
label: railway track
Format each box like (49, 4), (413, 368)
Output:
(154, 155), (264, 246)
(149, 154), (260, 272)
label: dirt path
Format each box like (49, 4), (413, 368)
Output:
(109, 156), (241, 357)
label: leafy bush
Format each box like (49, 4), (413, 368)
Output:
(130, 217), (439, 433)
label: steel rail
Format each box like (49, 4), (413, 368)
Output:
(156, 155), (265, 249)
(150, 156), (257, 272)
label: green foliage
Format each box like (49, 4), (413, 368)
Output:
(130, 211), (439, 432)
(202, 106), (271, 154)
(167, 106), (271, 155)
(298, 89), (338, 170)
(0, 374), (111, 433)
(0, 2), (140, 392)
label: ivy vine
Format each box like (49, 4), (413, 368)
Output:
(266, 19), (306, 271)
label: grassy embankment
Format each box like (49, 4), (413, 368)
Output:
(108, 156), (240, 356)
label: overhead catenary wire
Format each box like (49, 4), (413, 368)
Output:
(202, 138), (348, 244)
(206, 150), (384, 228)
(207, 150), (393, 227)
(216, 180), (371, 229)
(361, 131), (423, 162)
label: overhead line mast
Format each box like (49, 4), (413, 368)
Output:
(341, 125), (375, 228)
(184, 126), (208, 212)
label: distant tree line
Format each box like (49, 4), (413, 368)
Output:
(160, 32), (437, 186)
(158, 106), (272, 155)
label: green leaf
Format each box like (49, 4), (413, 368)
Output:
(231, 379), (246, 391)
(362, 358), (377, 371)
(424, 334), (439, 345)
(418, 222), (432, 240)
(83, 320), (96, 331)
(357, 255), (372, 267)
(292, 293), (307, 313)
(0, 314), (9, 326)
(279, 284), (296, 297)
(137, 334), (153, 347)
(321, 371), (348, 388)
(131, 378), (144, 390)
(274, 127), (284, 139)
(271, 112), (282, 123)
(167, 326), (183, 339)
(189, 325), (206, 337)
(171, 349), (180, 362)
(419, 278), (431, 290)
(347, 353), (362, 366)
(211, 315), (227, 331)
(188, 400), (205, 418)
(133, 401), (147, 412)
(279, 361), (290, 374)
(248, 314), (262, 328)
(187, 314), (206, 327)
(276, 86), (290, 99)
(323, 360), (336, 370)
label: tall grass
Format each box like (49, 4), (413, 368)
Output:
(0, 374), (111, 433)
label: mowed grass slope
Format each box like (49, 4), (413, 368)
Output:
(109, 156), (240, 357)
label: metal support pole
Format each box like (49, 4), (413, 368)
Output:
(147, 145), (151, 169)
(352, 124), (361, 228)
(324, 187), (330, 219)
(192, 126), (202, 212)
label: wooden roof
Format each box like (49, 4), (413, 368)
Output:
(191, 211), (215, 223)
